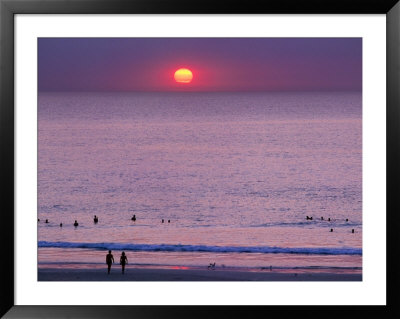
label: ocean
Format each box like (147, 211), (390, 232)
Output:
(38, 91), (362, 275)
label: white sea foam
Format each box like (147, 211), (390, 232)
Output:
(38, 241), (362, 255)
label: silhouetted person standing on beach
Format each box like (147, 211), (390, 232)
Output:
(120, 251), (128, 274)
(106, 250), (114, 274)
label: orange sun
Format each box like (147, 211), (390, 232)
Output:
(174, 68), (193, 83)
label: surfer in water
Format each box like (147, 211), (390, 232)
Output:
(106, 250), (114, 274)
(120, 251), (128, 274)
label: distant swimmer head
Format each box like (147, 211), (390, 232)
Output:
(45, 219), (49, 223)
(352, 229), (355, 233)
(74, 220), (78, 226)
(168, 220), (170, 223)
(162, 219), (164, 223)
(328, 218), (331, 221)
(321, 217), (324, 220)
(330, 229), (333, 232)
(346, 218), (349, 222)
(60, 223), (62, 227)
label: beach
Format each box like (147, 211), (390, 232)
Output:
(38, 267), (361, 281)
(38, 91), (363, 281)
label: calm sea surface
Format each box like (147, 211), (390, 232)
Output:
(38, 92), (362, 274)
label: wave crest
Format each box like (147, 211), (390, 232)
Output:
(38, 241), (362, 256)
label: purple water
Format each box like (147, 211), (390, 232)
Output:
(38, 91), (362, 274)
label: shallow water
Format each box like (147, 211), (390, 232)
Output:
(38, 91), (362, 274)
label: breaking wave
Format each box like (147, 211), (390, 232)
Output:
(38, 241), (362, 255)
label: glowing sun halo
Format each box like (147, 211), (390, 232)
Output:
(174, 68), (193, 83)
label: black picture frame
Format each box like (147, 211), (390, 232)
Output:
(1, 0), (399, 318)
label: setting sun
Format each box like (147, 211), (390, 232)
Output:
(174, 68), (193, 83)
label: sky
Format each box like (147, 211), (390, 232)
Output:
(38, 38), (362, 92)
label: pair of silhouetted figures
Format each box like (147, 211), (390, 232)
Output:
(40, 218), (82, 227)
(106, 250), (128, 274)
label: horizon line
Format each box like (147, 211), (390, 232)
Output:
(38, 89), (362, 94)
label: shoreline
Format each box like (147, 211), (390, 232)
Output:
(38, 267), (362, 281)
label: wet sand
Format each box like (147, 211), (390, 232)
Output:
(38, 268), (362, 281)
